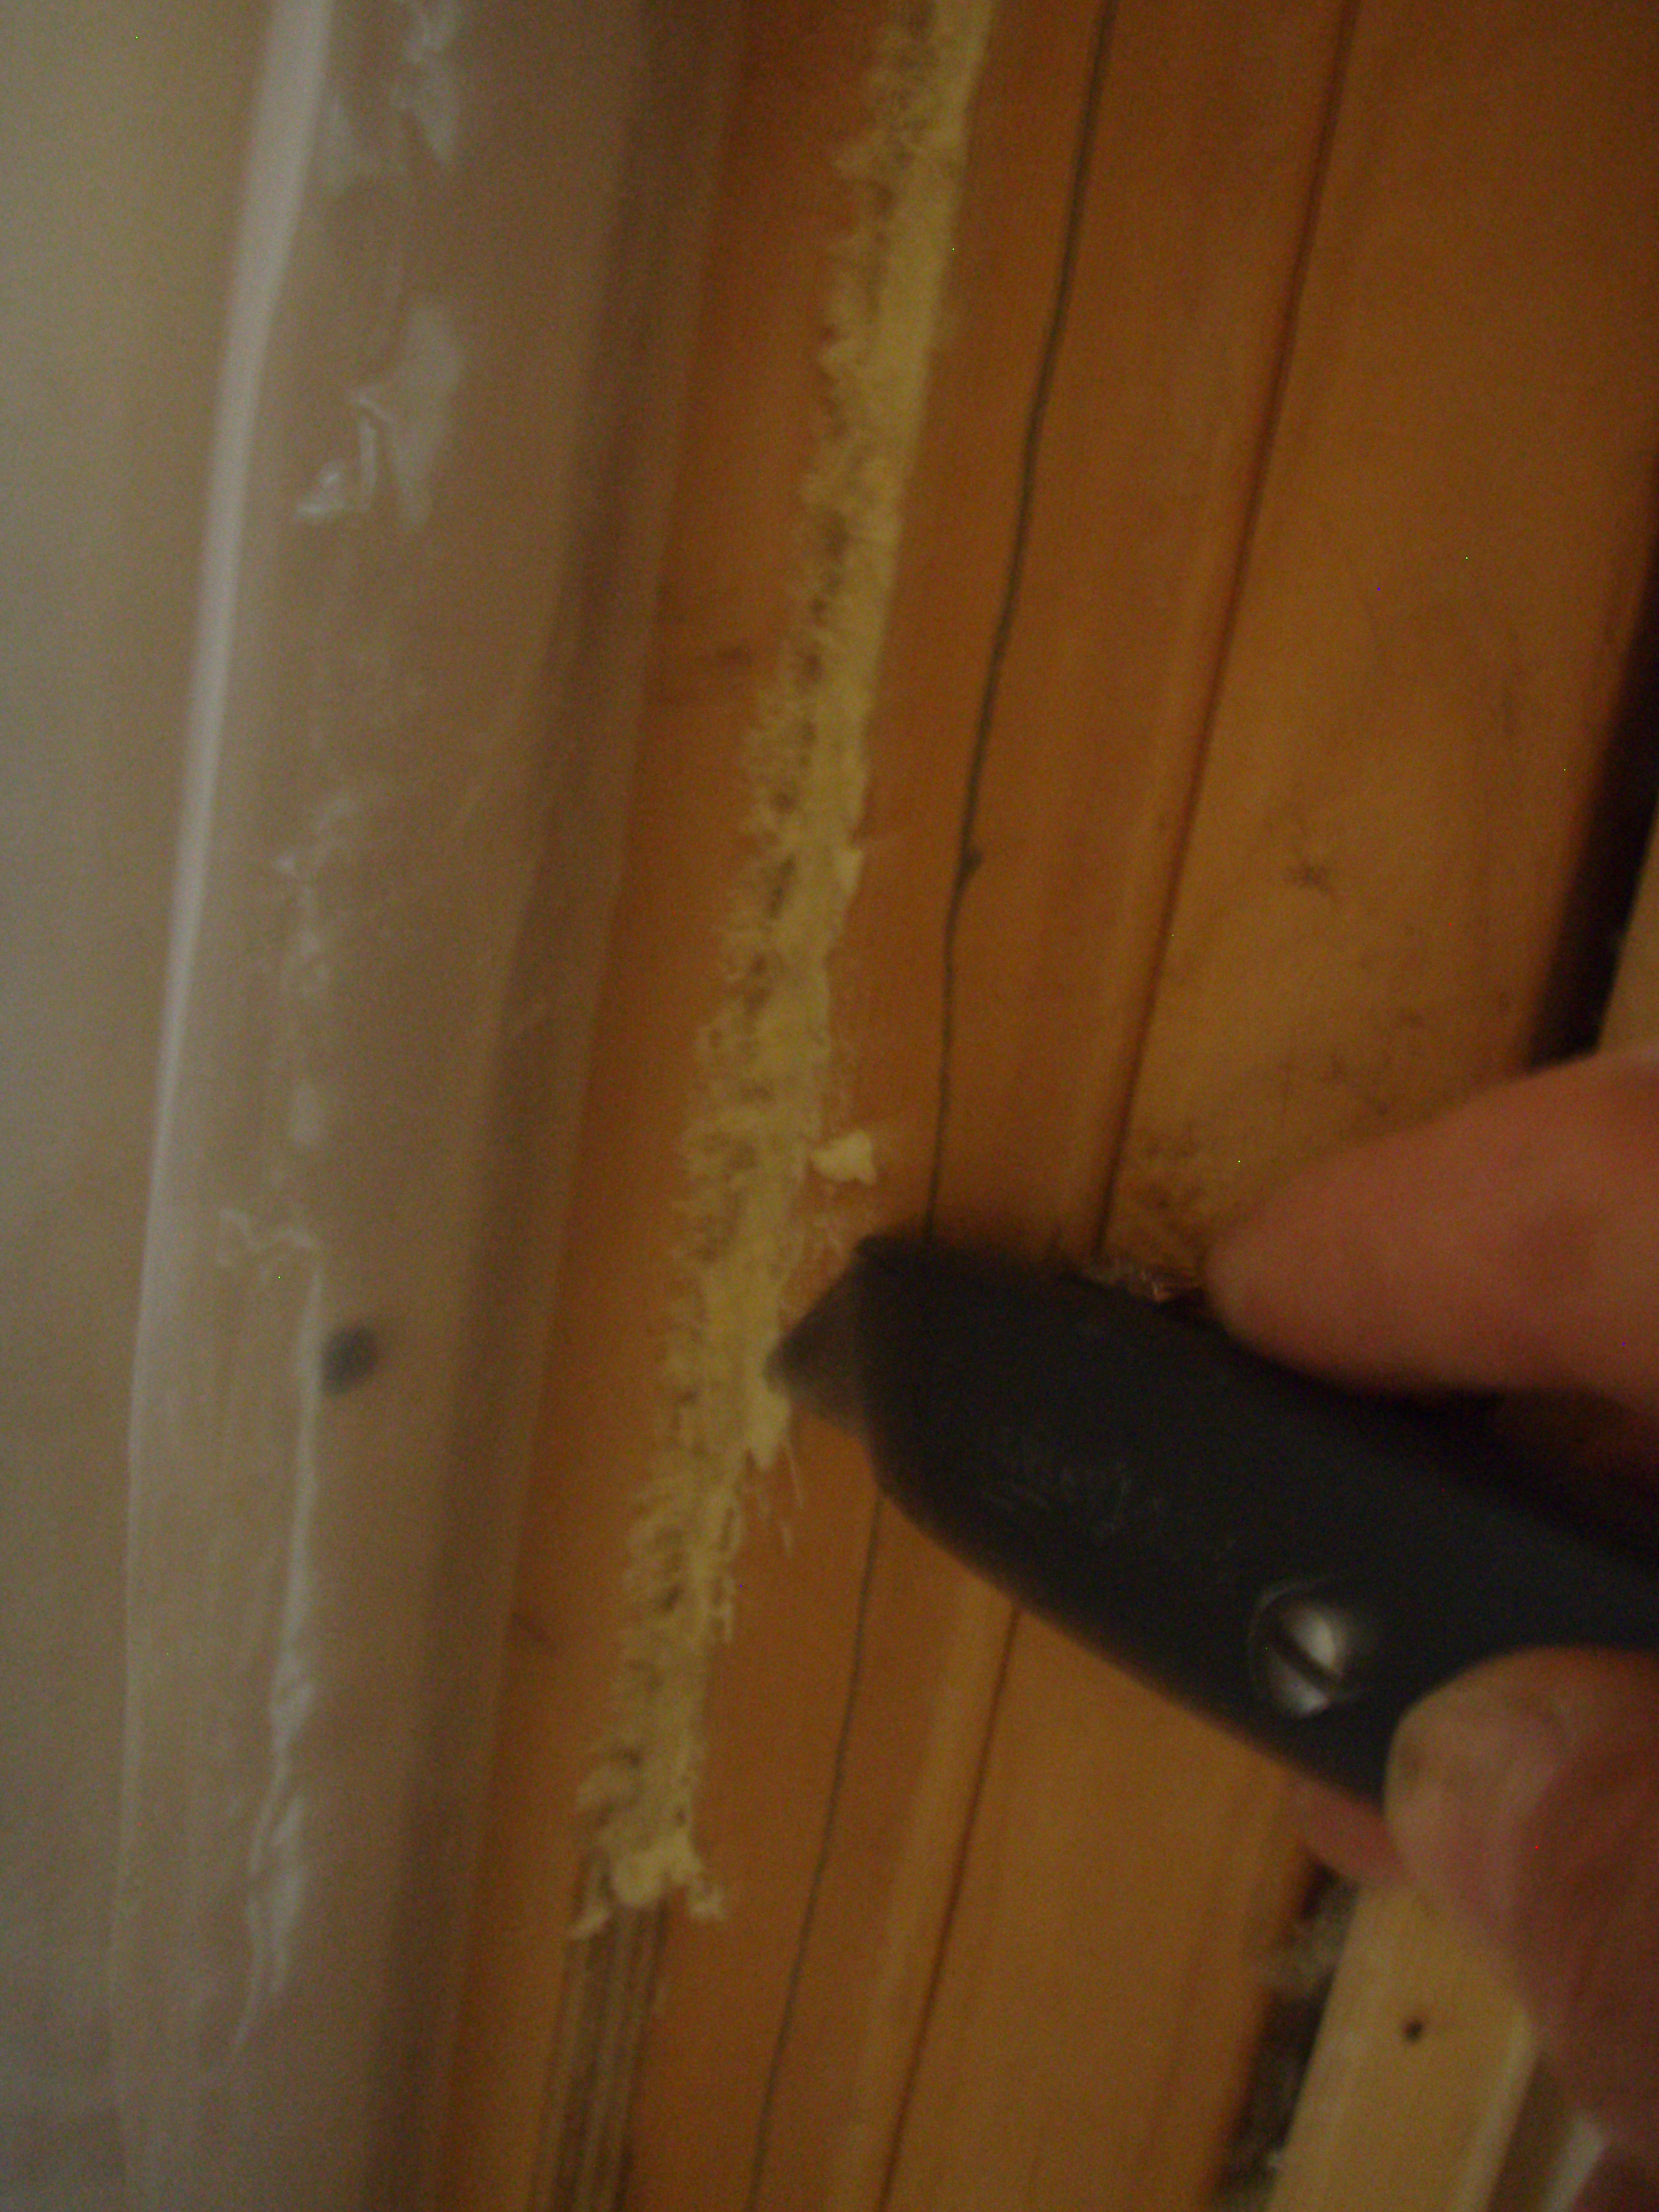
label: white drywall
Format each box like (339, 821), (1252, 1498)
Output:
(1, 4), (731, 2203)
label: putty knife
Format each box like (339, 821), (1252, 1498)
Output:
(770, 1235), (1659, 1800)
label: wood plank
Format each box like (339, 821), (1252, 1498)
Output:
(634, 2), (1356, 2206)
(619, 1), (1115, 2199)
(1268, 1890), (1536, 2212)
(1109, 0), (1659, 1277)
(925, 0), (1362, 1253)
(893, 2), (1659, 2208)
(885, 1628), (1306, 2212)
(444, 2), (1659, 2209)
(434, 5), (889, 2201)
(1127, 6), (1659, 2211)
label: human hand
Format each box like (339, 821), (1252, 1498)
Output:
(1207, 1051), (1659, 2212)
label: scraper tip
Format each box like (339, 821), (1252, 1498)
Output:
(767, 1258), (869, 1434)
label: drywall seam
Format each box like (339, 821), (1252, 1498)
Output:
(577, 0), (997, 1927)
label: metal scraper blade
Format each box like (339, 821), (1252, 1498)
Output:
(766, 1256), (870, 1435)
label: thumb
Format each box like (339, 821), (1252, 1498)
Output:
(1386, 1649), (1659, 2172)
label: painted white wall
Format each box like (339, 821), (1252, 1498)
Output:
(1, 9), (266, 2202)
(1, 4), (731, 2204)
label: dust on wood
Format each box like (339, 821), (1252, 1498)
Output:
(575, 0), (996, 1937)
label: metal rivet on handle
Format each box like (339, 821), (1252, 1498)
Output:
(1250, 1587), (1376, 1717)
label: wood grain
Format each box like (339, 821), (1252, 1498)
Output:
(433, 4), (888, 2201)
(891, 1), (1659, 2207)
(441, 0), (1659, 2206)
(621, 1), (1120, 2198)
(638, 2), (1356, 2206)
(1111, 0), (1659, 1274)
(885, 1629), (1306, 2212)
(1269, 1890), (1536, 2212)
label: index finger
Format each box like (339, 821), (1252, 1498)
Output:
(1205, 1051), (1659, 1425)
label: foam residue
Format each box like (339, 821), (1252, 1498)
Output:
(392, 0), (462, 166)
(317, 0), (462, 192)
(577, 0), (996, 1927)
(234, 1268), (326, 2039)
(811, 1128), (878, 1185)
(297, 300), (464, 529)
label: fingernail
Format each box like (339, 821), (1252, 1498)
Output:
(1385, 1677), (1572, 1940)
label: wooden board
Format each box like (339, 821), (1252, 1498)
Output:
(439, 1), (1659, 2206)
(1110, 0), (1659, 1271)
(431, 3), (891, 2198)
(628, 2), (1354, 2203)
(1267, 1890), (1536, 2212)
(899, 4), (1659, 2205)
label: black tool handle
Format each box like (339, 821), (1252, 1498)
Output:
(846, 1236), (1659, 1802)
